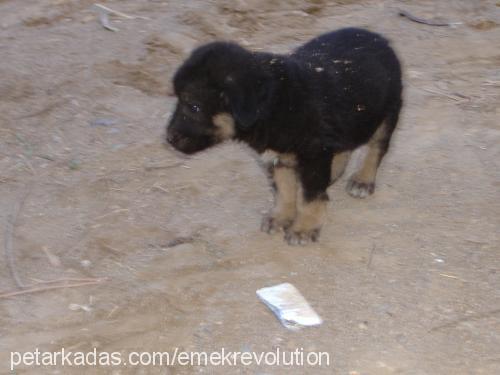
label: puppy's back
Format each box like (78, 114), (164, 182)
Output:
(294, 28), (401, 104)
(292, 27), (397, 68)
(291, 28), (402, 148)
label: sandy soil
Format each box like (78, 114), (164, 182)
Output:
(0, 0), (499, 374)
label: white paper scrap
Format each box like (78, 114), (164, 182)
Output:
(256, 283), (323, 330)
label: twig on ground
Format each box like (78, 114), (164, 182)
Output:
(399, 10), (459, 27)
(16, 100), (67, 120)
(42, 246), (61, 267)
(37, 154), (56, 162)
(421, 87), (470, 103)
(92, 3), (150, 31)
(0, 278), (107, 299)
(107, 305), (120, 319)
(100, 244), (123, 255)
(29, 277), (103, 285)
(4, 187), (32, 289)
(97, 9), (119, 32)
(482, 80), (500, 86)
(367, 244), (376, 269)
(165, 236), (196, 248)
(93, 4), (135, 19)
(429, 308), (500, 332)
(144, 162), (184, 171)
(464, 238), (489, 245)
(439, 273), (459, 279)
(93, 208), (129, 221)
(151, 183), (169, 194)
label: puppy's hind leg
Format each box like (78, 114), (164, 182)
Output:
(347, 106), (400, 198)
(261, 155), (298, 234)
(330, 151), (351, 184)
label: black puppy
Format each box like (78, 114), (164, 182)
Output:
(166, 27), (402, 245)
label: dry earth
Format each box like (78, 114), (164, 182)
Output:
(0, 0), (499, 374)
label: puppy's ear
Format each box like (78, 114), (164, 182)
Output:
(224, 73), (273, 130)
(173, 44), (215, 93)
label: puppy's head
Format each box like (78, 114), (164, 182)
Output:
(166, 42), (274, 154)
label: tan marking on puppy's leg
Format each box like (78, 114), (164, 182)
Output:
(330, 151), (351, 183)
(261, 163), (298, 233)
(277, 153), (298, 168)
(294, 198), (327, 233)
(212, 112), (235, 141)
(273, 167), (297, 221)
(285, 185), (327, 245)
(347, 123), (388, 198)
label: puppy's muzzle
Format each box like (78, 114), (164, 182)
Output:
(165, 128), (199, 154)
(166, 129), (178, 145)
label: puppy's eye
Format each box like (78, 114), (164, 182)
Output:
(190, 104), (201, 113)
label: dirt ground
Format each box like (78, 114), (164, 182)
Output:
(0, 0), (499, 374)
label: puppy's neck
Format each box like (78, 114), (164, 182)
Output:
(235, 53), (312, 154)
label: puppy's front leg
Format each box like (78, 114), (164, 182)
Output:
(261, 155), (298, 233)
(285, 156), (331, 245)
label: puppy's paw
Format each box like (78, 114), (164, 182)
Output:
(284, 228), (320, 246)
(346, 178), (375, 198)
(261, 215), (293, 234)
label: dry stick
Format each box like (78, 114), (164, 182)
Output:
(97, 10), (119, 32)
(399, 10), (454, 27)
(367, 244), (376, 269)
(16, 99), (67, 120)
(151, 183), (169, 194)
(429, 308), (500, 332)
(94, 4), (135, 19)
(0, 279), (107, 299)
(93, 208), (129, 221)
(144, 162), (184, 171)
(30, 277), (106, 285)
(421, 87), (470, 103)
(4, 188), (31, 289)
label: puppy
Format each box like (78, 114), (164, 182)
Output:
(166, 27), (402, 245)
